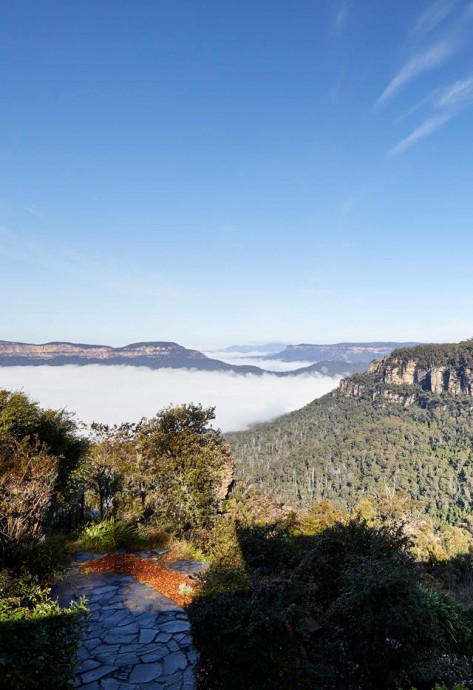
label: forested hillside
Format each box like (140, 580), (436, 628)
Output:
(227, 384), (473, 523)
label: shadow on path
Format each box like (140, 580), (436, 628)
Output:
(51, 553), (197, 690)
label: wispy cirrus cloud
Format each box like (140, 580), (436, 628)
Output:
(333, 1), (349, 35)
(394, 73), (473, 122)
(389, 113), (452, 155)
(411, 0), (457, 36)
(376, 0), (473, 110)
(389, 73), (473, 154)
(26, 204), (44, 219)
(376, 1), (473, 153)
(435, 74), (473, 107)
(376, 39), (456, 108)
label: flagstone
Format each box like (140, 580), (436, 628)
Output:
(52, 552), (198, 688)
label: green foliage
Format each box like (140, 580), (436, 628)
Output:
(74, 458), (123, 520)
(138, 404), (233, 534)
(78, 406), (234, 535)
(0, 570), (87, 689)
(417, 585), (473, 652)
(393, 339), (473, 370)
(293, 520), (470, 688)
(227, 386), (473, 522)
(235, 521), (302, 574)
(295, 519), (414, 605)
(197, 562), (251, 597)
(83, 422), (144, 517)
(190, 572), (320, 690)
(0, 389), (88, 500)
(189, 519), (473, 690)
(70, 518), (145, 552)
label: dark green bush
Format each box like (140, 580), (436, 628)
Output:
(190, 574), (322, 690)
(235, 521), (301, 573)
(0, 570), (87, 689)
(189, 519), (473, 690)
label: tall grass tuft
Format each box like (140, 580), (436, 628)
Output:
(70, 518), (146, 552)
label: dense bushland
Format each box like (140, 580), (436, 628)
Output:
(0, 391), (88, 689)
(227, 386), (473, 521)
(189, 511), (473, 690)
(3, 383), (473, 689)
(74, 403), (233, 533)
(0, 393), (233, 686)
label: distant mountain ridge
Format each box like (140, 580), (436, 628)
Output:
(0, 340), (361, 378)
(278, 360), (367, 377)
(218, 343), (288, 354)
(266, 342), (420, 363)
(0, 340), (264, 373)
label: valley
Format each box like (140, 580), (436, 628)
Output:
(227, 339), (473, 522)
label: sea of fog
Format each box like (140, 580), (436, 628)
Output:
(0, 366), (340, 432)
(203, 350), (314, 372)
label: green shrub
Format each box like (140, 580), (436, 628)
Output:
(294, 518), (415, 606)
(0, 570), (87, 689)
(189, 522), (324, 690)
(235, 522), (301, 574)
(189, 519), (473, 690)
(138, 404), (233, 534)
(70, 518), (145, 552)
(190, 574), (321, 690)
(296, 520), (473, 687)
(418, 585), (473, 652)
(197, 563), (251, 598)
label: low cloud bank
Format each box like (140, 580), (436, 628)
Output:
(204, 351), (314, 372)
(0, 366), (340, 432)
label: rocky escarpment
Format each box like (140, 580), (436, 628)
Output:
(0, 340), (263, 374)
(339, 339), (473, 402)
(0, 340), (370, 377)
(267, 341), (419, 363)
(367, 357), (473, 396)
(0, 340), (206, 362)
(339, 376), (419, 407)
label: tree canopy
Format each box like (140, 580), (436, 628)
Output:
(0, 389), (88, 499)
(137, 404), (233, 532)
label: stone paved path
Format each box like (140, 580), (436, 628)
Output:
(51, 554), (198, 689)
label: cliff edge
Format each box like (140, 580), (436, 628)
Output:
(339, 339), (473, 402)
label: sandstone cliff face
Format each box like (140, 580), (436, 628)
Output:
(0, 340), (273, 374)
(367, 357), (473, 396)
(0, 340), (207, 362)
(338, 377), (418, 406)
(0, 340), (215, 369)
(340, 340), (473, 402)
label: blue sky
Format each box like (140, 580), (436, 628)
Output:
(2, 0), (473, 347)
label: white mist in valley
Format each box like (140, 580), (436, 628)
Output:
(0, 366), (341, 431)
(203, 351), (314, 372)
